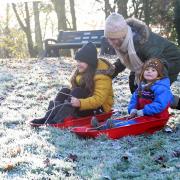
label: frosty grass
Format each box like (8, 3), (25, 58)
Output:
(0, 58), (179, 180)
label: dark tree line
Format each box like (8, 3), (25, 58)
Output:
(0, 0), (179, 58)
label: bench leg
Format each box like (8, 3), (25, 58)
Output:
(46, 47), (60, 57)
(70, 49), (74, 58)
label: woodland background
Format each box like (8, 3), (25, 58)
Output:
(0, 0), (180, 58)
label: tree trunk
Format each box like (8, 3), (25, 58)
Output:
(143, 0), (150, 25)
(51, 0), (67, 30)
(6, 3), (10, 30)
(116, 0), (128, 18)
(24, 2), (36, 57)
(69, 0), (77, 30)
(104, 0), (112, 18)
(33, 1), (43, 52)
(12, 2), (36, 57)
(131, 0), (143, 18)
(4, 4), (10, 58)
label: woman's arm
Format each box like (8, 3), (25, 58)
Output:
(112, 58), (126, 78)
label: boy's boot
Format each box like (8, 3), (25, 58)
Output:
(106, 119), (115, 128)
(91, 116), (100, 127)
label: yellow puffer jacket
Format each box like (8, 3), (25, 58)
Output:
(75, 58), (114, 112)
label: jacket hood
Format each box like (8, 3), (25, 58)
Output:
(126, 18), (150, 44)
(153, 77), (170, 89)
(96, 58), (115, 77)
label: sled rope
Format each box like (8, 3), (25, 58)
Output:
(58, 91), (73, 97)
(44, 101), (71, 124)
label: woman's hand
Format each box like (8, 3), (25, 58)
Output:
(71, 97), (80, 107)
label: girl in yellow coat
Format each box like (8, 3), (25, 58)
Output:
(31, 42), (114, 124)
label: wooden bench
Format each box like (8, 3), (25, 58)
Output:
(43, 30), (105, 57)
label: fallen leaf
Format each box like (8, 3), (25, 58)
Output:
(3, 163), (14, 171)
(121, 152), (132, 161)
(9, 146), (21, 157)
(37, 95), (44, 101)
(43, 158), (50, 167)
(65, 154), (78, 162)
(172, 150), (180, 158)
(154, 155), (167, 168)
(121, 155), (129, 161)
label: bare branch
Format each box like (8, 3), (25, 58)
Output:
(12, 3), (26, 32)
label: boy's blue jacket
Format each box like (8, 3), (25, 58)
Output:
(128, 78), (173, 115)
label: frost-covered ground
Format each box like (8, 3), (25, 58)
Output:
(0, 57), (180, 180)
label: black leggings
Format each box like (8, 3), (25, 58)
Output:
(129, 72), (138, 94)
(55, 87), (104, 117)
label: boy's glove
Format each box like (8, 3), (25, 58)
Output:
(137, 110), (144, 117)
(130, 109), (137, 117)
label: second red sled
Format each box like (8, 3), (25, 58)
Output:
(71, 115), (170, 139)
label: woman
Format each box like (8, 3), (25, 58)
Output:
(104, 12), (180, 110)
(31, 42), (114, 124)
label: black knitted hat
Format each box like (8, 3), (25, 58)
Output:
(75, 42), (98, 68)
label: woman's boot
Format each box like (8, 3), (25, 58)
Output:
(31, 100), (55, 124)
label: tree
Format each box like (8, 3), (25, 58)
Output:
(3, 3), (11, 58)
(12, 2), (36, 57)
(115, 0), (128, 18)
(0, 3), (28, 58)
(33, 1), (43, 52)
(51, 0), (67, 30)
(130, 0), (143, 18)
(0, 28), (28, 58)
(142, 0), (151, 25)
(69, 0), (77, 30)
(104, 0), (115, 18)
(38, 3), (54, 39)
(152, 0), (175, 40)
(175, 0), (180, 45)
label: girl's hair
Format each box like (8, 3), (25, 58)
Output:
(70, 65), (96, 96)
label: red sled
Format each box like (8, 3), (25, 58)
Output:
(71, 115), (170, 139)
(29, 111), (113, 128)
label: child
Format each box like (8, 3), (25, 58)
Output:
(31, 42), (114, 124)
(128, 58), (173, 118)
(92, 58), (173, 129)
